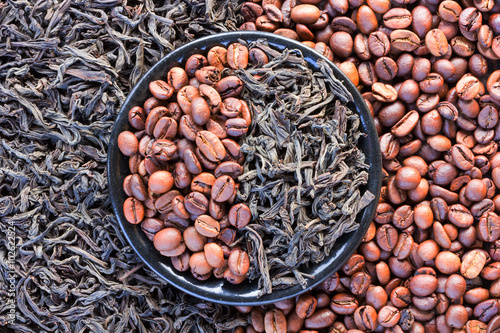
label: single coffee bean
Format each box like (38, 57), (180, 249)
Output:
(227, 43), (249, 69)
(357, 5), (378, 35)
(296, 294), (318, 318)
(171, 251), (190, 272)
(354, 305), (378, 331)
(290, 4), (320, 25)
(391, 30), (421, 52)
(204, 242), (225, 268)
(196, 130), (226, 163)
(330, 293), (359, 315)
(148, 170), (174, 194)
(183, 226), (207, 252)
(123, 197), (145, 224)
(191, 97), (211, 126)
(167, 67), (188, 92)
(118, 131), (139, 156)
(426, 29), (449, 57)
(456, 75), (480, 101)
(195, 214), (220, 238)
(149, 80), (174, 100)
(228, 249), (250, 276)
(153, 227), (183, 252)
(212, 175), (236, 203)
(225, 118), (249, 137)
(151, 139), (177, 162)
(304, 308), (336, 329)
(215, 76), (244, 99)
(228, 203), (252, 228)
(185, 54), (208, 76)
(184, 191), (209, 215)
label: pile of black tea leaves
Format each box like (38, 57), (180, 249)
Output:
(234, 40), (375, 296)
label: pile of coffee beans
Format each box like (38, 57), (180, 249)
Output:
(234, 0), (500, 332)
(117, 43), (256, 283)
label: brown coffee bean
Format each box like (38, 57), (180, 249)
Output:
(222, 138), (244, 164)
(148, 170), (173, 194)
(383, 8), (412, 29)
(183, 148), (203, 175)
(330, 32), (353, 59)
(207, 46), (228, 71)
(228, 249), (250, 276)
(425, 29), (449, 57)
(171, 195), (190, 220)
(409, 274), (438, 297)
(445, 304), (468, 328)
(390, 30), (421, 52)
(151, 139), (177, 162)
(296, 294), (318, 319)
(225, 118), (249, 137)
(451, 144), (475, 170)
(227, 43), (249, 69)
(228, 203), (251, 228)
(191, 97), (211, 126)
(195, 66), (221, 86)
(171, 251), (190, 272)
(372, 82), (398, 102)
(195, 215), (220, 238)
(303, 309), (336, 329)
(378, 306), (400, 328)
(456, 75), (480, 101)
(153, 227), (183, 252)
(350, 271), (372, 296)
(184, 191), (209, 215)
(330, 293), (358, 315)
(155, 190), (181, 214)
(212, 175), (236, 203)
(153, 117), (177, 141)
(189, 251), (212, 276)
(204, 242), (225, 268)
(149, 80), (174, 100)
(118, 131), (139, 156)
(167, 67), (188, 92)
(290, 4), (320, 25)
(354, 305), (378, 331)
(141, 217), (164, 241)
(368, 31), (390, 58)
(357, 5), (378, 35)
(461, 250), (487, 279)
(123, 197), (145, 224)
(391, 111), (419, 137)
(195, 130), (225, 163)
(264, 309), (287, 333)
(215, 76), (244, 99)
(435, 251), (461, 274)
(183, 226), (207, 252)
(185, 54), (208, 76)
(459, 7), (482, 32)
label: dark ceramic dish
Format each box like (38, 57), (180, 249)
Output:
(108, 31), (382, 306)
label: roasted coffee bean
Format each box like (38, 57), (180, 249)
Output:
(196, 130), (226, 163)
(228, 203), (251, 228)
(391, 30), (421, 52)
(354, 305), (378, 331)
(304, 309), (336, 329)
(184, 191), (209, 215)
(225, 118), (249, 137)
(227, 43), (249, 69)
(123, 197), (145, 224)
(215, 76), (244, 99)
(149, 80), (174, 100)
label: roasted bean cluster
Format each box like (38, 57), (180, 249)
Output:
(234, 0), (500, 332)
(117, 43), (258, 284)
